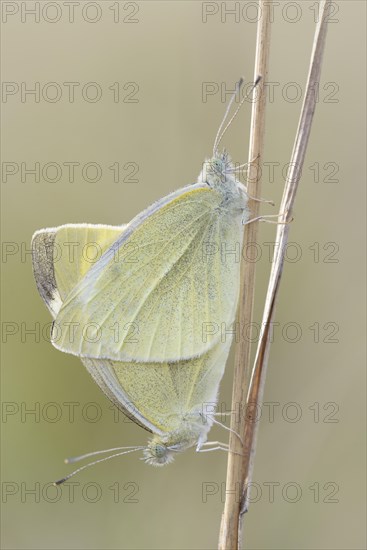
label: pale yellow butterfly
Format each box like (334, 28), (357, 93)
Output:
(32, 78), (259, 481)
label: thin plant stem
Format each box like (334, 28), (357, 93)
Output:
(218, 1), (272, 548)
(218, 0), (332, 548)
(242, 0), (332, 519)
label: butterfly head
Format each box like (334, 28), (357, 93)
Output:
(142, 416), (210, 466)
(200, 150), (235, 188)
(143, 438), (176, 466)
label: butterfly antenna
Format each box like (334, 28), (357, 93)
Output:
(54, 447), (144, 486)
(214, 75), (262, 155)
(64, 446), (143, 464)
(213, 77), (244, 156)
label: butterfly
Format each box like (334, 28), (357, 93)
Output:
(32, 78), (261, 482)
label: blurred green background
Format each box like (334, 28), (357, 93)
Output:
(1, 1), (366, 549)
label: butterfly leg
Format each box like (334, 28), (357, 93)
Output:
(242, 212), (294, 225)
(197, 442), (244, 457)
(211, 417), (243, 445)
(196, 441), (229, 453)
(236, 181), (274, 205)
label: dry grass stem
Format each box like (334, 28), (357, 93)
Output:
(218, 0), (332, 548)
(218, 1), (272, 548)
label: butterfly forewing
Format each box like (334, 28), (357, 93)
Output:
(51, 186), (243, 362)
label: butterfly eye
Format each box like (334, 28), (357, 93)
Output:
(154, 444), (167, 458)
